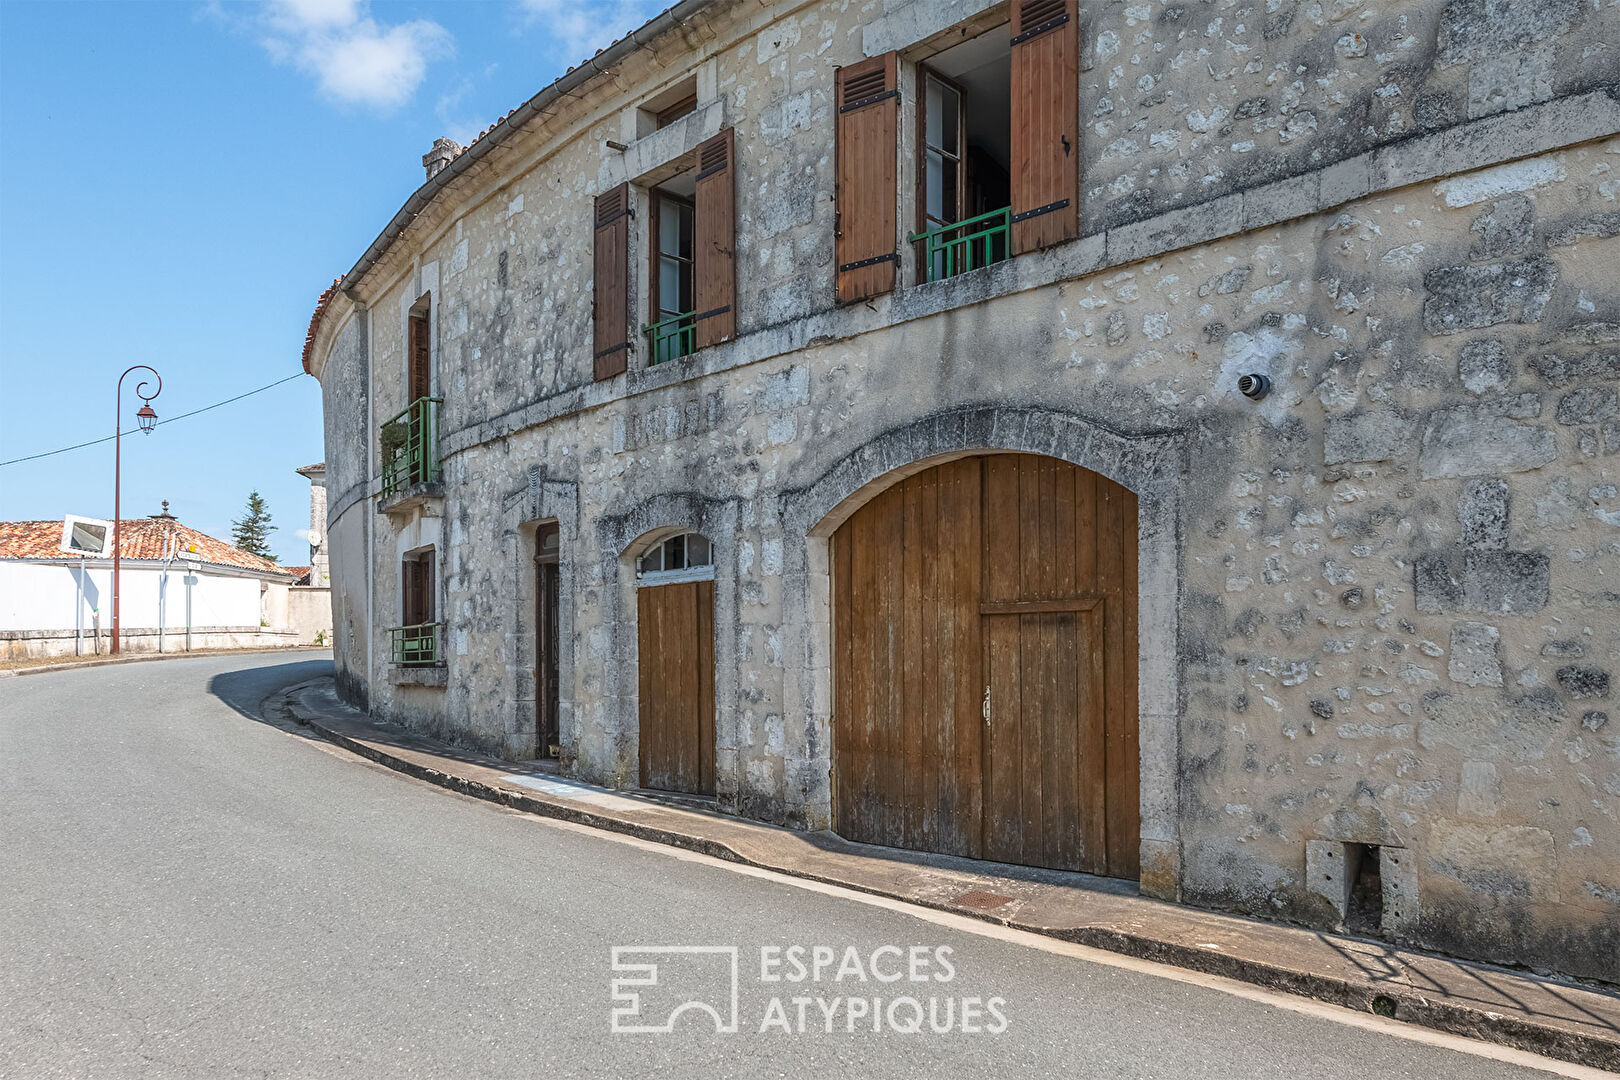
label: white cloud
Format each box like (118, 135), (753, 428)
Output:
(261, 0), (451, 111)
(517, 0), (665, 64)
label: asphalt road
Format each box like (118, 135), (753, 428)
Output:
(0, 654), (1582, 1079)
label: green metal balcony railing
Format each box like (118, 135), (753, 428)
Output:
(388, 621), (441, 666)
(644, 310), (696, 365)
(379, 396), (442, 499)
(910, 206), (1011, 283)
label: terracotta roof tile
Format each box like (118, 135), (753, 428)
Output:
(301, 278), (342, 374)
(0, 519), (295, 578)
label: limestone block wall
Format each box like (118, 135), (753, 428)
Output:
(308, 0), (1620, 980)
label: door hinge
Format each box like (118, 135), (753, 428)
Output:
(982, 685), (991, 728)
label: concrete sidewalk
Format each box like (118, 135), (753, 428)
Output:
(266, 675), (1620, 1071)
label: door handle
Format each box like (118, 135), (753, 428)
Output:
(983, 685), (991, 728)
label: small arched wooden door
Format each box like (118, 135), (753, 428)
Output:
(636, 532), (716, 796)
(831, 453), (1139, 878)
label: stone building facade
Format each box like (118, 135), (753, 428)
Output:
(303, 0), (1620, 980)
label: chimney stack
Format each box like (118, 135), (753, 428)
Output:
(423, 137), (462, 180)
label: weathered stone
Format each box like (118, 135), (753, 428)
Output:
(1419, 405), (1557, 478)
(1415, 551), (1465, 614)
(1449, 622), (1503, 686)
(1555, 386), (1619, 426)
(1546, 211), (1620, 247)
(1459, 339), (1512, 395)
(1309, 699), (1335, 720)
(1458, 478), (1509, 550)
(1528, 350), (1620, 387)
(1556, 666), (1610, 699)
(1464, 551), (1549, 613)
(1582, 710), (1609, 732)
(1422, 257), (1558, 335)
(1469, 195), (1533, 258)
(1419, 690), (1562, 761)
(1438, 0), (1584, 63)
(1540, 639), (1585, 658)
(1458, 760), (1502, 817)
(1324, 410), (1414, 465)
(1427, 821), (1557, 897)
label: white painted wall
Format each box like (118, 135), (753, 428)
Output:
(0, 561), (268, 632)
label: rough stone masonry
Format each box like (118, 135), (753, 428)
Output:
(304, 0), (1620, 982)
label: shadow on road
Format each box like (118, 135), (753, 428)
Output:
(207, 657), (333, 726)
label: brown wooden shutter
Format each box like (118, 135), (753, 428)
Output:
(693, 129), (736, 349)
(420, 552), (435, 623)
(835, 53), (899, 304)
(1010, 0), (1080, 253)
(402, 559), (421, 626)
(408, 310), (431, 402)
(592, 183), (631, 380)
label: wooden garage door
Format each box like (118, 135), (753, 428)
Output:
(637, 580), (715, 795)
(831, 454), (1138, 878)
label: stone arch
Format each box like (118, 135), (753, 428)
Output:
(596, 493), (740, 804)
(777, 405), (1185, 898)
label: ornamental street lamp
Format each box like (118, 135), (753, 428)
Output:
(112, 365), (161, 655)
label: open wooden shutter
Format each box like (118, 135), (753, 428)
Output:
(420, 553), (435, 623)
(1010, 0), (1079, 253)
(693, 129), (736, 349)
(835, 53), (899, 304)
(593, 183), (631, 380)
(408, 310), (431, 402)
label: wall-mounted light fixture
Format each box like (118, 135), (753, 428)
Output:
(1238, 373), (1272, 400)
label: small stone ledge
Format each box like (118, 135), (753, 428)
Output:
(431, 88), (1620, 465)
(390, 665), (448, 688)
(377, 481), (445, 520)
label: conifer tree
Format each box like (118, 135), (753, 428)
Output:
(231, 490), (278, 561)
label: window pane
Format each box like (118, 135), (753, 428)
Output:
(667, 533), (686, 570)
(659, 257), (682, 318)
(678, 203), (694, 261)
(639, 546), (662, 574)
(926, 77), (959, 156)
(926, 151), (944, 222)
(687, 534), (711, 567)
(659, 198), (683, 257)
(926, 78), (943, 149)
(941, 156), (958, 225)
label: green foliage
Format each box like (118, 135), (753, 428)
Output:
(231, 490), (278, 561)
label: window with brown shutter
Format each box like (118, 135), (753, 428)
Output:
(835, 53), (900, 304)
(1009, 0), (1079, 253)
(593, 183), (632, 380)
(407, 304), (431, 403)
(402, 550), (436, 627)
(693, 129), (736, 349)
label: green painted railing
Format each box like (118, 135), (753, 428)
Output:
(909, 206), (1012, 283)
(643, 310), (696, 365)
(379, 396), (442, 499)
(388, 621), (441, 666)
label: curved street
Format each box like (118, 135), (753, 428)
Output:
(0, 654), (1592, 1078)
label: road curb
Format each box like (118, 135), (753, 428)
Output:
(1, 646), (329, 678)
(266, 679), (1619, 1072)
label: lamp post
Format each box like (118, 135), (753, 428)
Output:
(112, 365), (161, 655)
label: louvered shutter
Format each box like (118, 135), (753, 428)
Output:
(1010, 0), (1079, 253)
(693, 129), (736, 349)
(420, 553), (436, 624)
(593, 183), (632, 380)
(835, 53), (899, 304)
(408, 311), (431, 402)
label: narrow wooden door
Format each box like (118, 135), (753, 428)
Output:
(535, 525), (560, 757)
(637, 580), (716, 795)
(832, 453), (1138, 878)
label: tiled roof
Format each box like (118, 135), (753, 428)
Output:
(0, 519), (295, 578)
(283, 565), (313, 586)
(295, 462), (326, 476)
(301, 279), (341, 374)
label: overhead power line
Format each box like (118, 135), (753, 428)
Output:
(0, 373), (310, 469)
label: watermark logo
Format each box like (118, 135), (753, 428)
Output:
(609, 946), (740, 1034)
(610, 945), (1007, 1036)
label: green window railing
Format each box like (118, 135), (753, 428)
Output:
(644, 310), (696, 365)
(379, 396), (442, 499)
(909, 206), (1011, 283)
(388, 621), (441, 666)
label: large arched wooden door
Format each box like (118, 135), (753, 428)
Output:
(831, 454), (1138, 878)
(636, 532), (716, 796)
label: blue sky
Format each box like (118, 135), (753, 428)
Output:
(0, 0), (661, 563)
